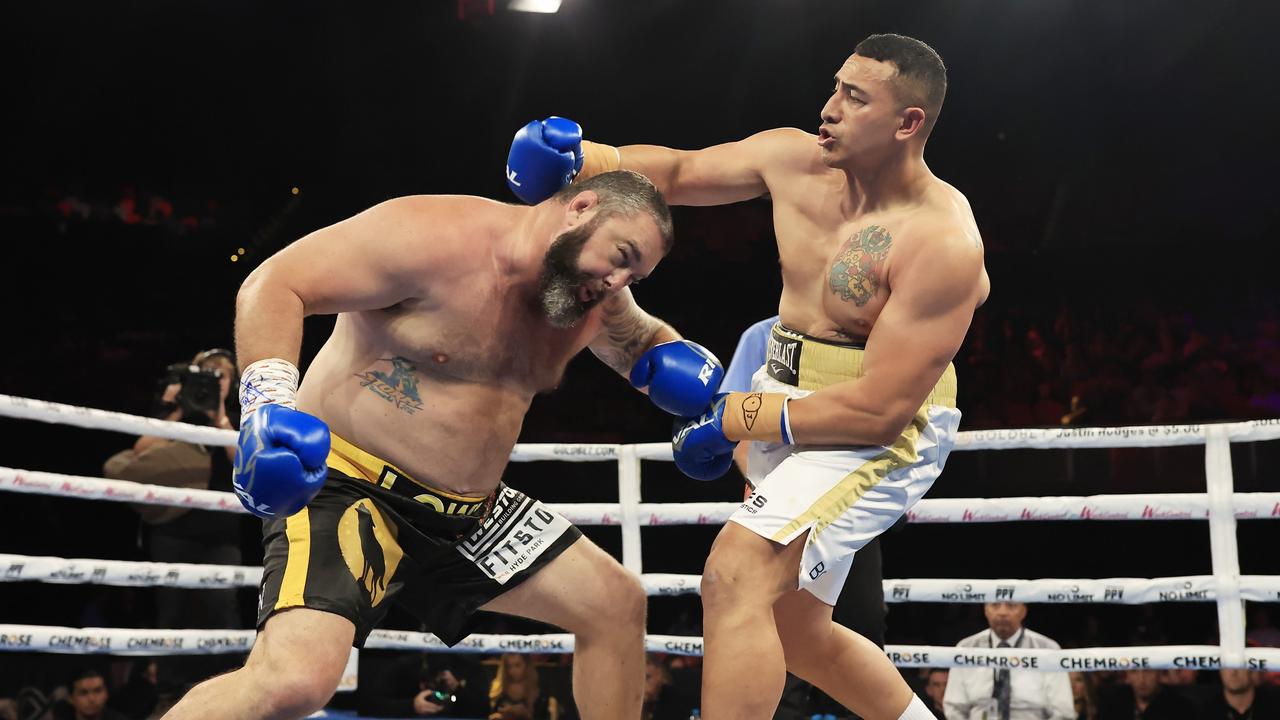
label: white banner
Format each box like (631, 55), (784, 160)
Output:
(12, 555), (1280, 606)
(6, 468), (1278, 526)
(0, 467), (245, 513)
(0, 394), (238, 446)
(953, 418), (1280, 450)
(0, 625), (254, 655)
(5, 394), (1280, 454)
(879, 576), (1280, 604)
(0, 554), (263, 588)
(884, 645), (1280, 672)
(4, 624), (1279, 670)
(643, 574), (1280, 603)
(905, 493), (1280, 523)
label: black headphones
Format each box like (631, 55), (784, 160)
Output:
(193, 348), (237, 376)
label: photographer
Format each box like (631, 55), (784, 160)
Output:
(354, 653), (488, 718)
(103, 349), (243, 634)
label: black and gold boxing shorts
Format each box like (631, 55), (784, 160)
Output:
(256, 432), (582, 646)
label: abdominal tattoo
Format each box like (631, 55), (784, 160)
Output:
(828, 225), (892, 307)
(354, 356), (425, 415)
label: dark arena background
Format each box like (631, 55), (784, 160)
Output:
(2, 1), (1279, 719)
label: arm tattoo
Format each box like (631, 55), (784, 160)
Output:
(828, 224), (892, 307)
(595, 294), (664, 376)
(354, 356), (425, 415)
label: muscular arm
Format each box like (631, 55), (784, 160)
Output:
(787, 232), (986, 445)
(587, 288), (679, 377)
(234, 196), (453, 368)
(616, 128), (811, 206)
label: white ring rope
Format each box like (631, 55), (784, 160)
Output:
(4, 393), (1280, 453)
(4, 467), (1279, 525)
(2, 624), (1278, 672)
(5, 555), (1280, 605)
(3, 393), (1279, 672)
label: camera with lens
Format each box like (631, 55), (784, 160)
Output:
(156, 363), (224, 425)
(423, 687), (456, 708)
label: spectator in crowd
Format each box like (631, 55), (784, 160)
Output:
(101, 348), (243, 685)
(722, 317), (891, 718)
(922, 669), (948, 718)
(1096, 669), (1193, 719)
(103, 348), (241, 631)
(1156, 669), (1197, 687)
(1245, 608), (1280, 688)
(955, 300), (1280, 431)
(355, 653), (487, 718)
(1199, 668), (1280, 718)
(944, 602), (1074, 719)
(52, 669), (128, 720)
(108, 660), (159, 719)
(642, 654), (691, 720)
(488, 654), (565, 720)
(1068, 672), (1097, 720)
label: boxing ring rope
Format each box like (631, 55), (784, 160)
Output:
(3, 624), (1279, 673)
(2, 394), (1279, 671)
(8, 552), (1280, 604)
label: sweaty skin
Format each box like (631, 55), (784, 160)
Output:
(235, 193), (673, 495)
(621, 55), (989, 446)
(593, 49), (991, 720)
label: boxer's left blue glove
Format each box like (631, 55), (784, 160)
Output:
(671, 395), (737, 481)
(629, 340), (724, 417)
(232, 404), (330, 518)
(506, 117), (585, 204)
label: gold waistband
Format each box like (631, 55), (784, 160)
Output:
(767, 323), (957, 408)
(327, 432), (489, 517)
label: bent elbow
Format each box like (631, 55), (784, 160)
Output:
(870, 426), (902, 448)
(870, 412), (914, 447)
(235, 263), (268, 311)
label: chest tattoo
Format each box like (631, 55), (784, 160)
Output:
(828, 225), (892, 307)
(355, 356), (426, 415)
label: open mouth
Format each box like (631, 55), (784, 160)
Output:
(577, 285), (597, 304)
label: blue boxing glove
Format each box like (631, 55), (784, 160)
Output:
(671, 395), (737, 481)
(232, 404), (330, 519)
(630, 340), (725, 417)
(506, 116), (585, 204)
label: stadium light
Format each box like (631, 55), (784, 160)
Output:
(509, 0), (561, 13)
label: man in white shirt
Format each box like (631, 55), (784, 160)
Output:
(943, 602), (1074, 719)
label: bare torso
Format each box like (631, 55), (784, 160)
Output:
(295, 199), (603, 496)
(766, 132), (991, 342)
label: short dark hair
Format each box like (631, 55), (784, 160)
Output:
(854, 34), (947, 133)
(554, 170), (674, 252)
(68, 668), (105, 691)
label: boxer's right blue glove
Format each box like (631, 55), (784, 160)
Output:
(629, 340), (725, 417)
(232, 404), (330, 518)
(671, 395), (737, 481)
(506, 116), (585, 204)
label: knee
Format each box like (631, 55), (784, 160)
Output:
(248, 652), (343, 717)
(599, 566), (647, 632)
(700, 548), (754, 613)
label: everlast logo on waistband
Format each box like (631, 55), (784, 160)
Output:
(378, 467), (487, 517)
(766, 332), (801, 386)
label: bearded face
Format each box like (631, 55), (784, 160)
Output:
(537, 219), (602, 328)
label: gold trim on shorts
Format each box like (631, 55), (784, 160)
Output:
(770, 410), (928, 543)
(326, 432), (489, 517)
(767, 323), (957, 408)
(277, 507), (312, 610)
